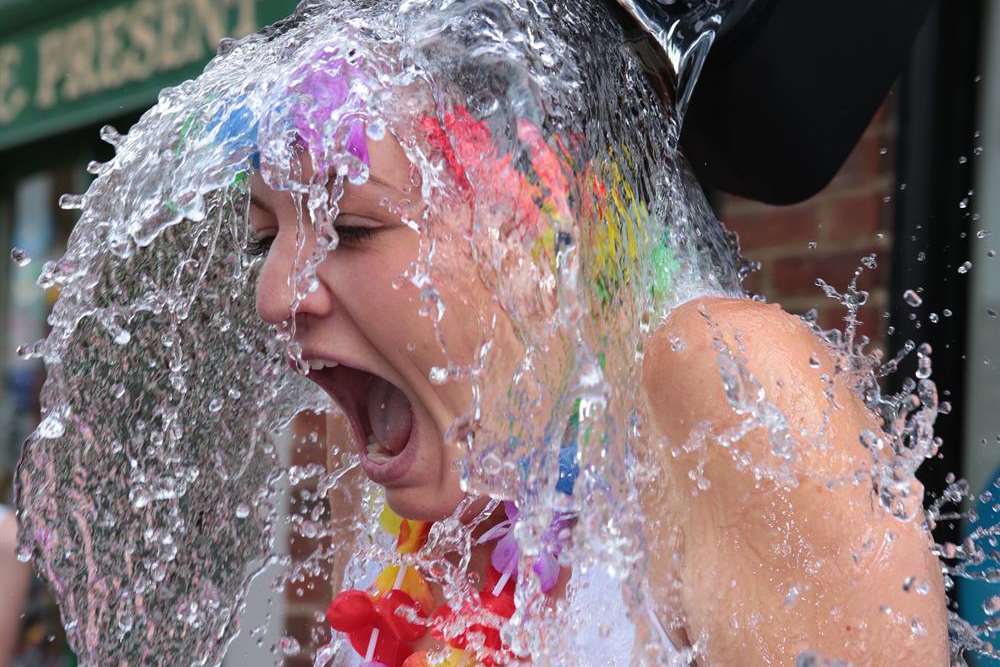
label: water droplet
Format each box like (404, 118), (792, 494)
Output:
(929, 313), (939, 323)
(366, 119), (386, 141)
(59, 194), (85, 210)
(279, 636), (300, 656)
(903, 290), (922, 307)
(943, 308), (953, 317)
(958, 261), (973, 274)
(10, 247), (30, 266)
(481, 453), (502, 476)
(216, 37), (238, 55)
(989, 249), (997, 258)
(989, 309), (998, 319)
(114, 329), (132, 345)
(37, 415), (65, 439)
(100, 124), (123, 147)
(132, 488), (151, 510)
(235, 503), (251, 519)
(208, 398), (224, 413)
(808, 355), (820, 369)
(429, 366), (449, 385)
(807, 241), (817, 250)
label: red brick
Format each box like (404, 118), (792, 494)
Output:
(285, 562), (333, 604)
(284, 612), (332, 667)
(740, 262), (766, 296)
(823, 192), (890, 242)
(722, 203), (823, 252)
(771, 248), (884, 299)
(831, 133), (893, 189)
(290, 412), (328, 466)
(289, 527), (331, 561)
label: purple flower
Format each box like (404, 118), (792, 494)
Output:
(290, 51), (369, 165)
(476, 501), (572, 594)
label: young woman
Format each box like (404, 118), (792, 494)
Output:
(16, 1), (949, 665)
(249, 133), (948, 665)
(241, 4), (948, 664)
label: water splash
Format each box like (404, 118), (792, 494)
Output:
(8, 1), (977, 666)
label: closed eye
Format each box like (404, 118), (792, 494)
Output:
(245, 222), (380, 258)
(335, 225), (378, 245)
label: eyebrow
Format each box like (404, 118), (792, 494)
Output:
(363, 173), (398, 190)
(248, 174), (411, 221)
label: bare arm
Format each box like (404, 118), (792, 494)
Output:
(641, 297), (948, 666)
(0, 511), (31, 667)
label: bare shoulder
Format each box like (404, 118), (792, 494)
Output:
(639, 296), (948, 665)
(642, 295), (876, 485)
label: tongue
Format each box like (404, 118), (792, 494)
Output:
(366, 377), (413, 456)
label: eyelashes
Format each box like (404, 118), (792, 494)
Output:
(335, 225), (378, 244)
(245, 225), (378, 258)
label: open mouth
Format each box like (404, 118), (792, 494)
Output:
(299, 358), (417, 483)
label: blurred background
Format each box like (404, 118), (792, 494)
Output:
(0, 0), (997, 665)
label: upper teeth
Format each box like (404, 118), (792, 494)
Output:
(307, 359), (338, 371)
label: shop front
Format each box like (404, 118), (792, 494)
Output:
(0, 1), (297, 663)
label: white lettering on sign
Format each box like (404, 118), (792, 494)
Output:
(3, 0), (259, 122)
(0, 45), (28, 123)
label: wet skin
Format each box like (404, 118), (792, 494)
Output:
(251, 133), (525, 522)
(251, 134), (948, 664)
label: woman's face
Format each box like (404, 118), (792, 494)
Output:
(250, 132), (522, 520)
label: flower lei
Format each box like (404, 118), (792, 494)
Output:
(327, 428), (581, 667)
(327, 499), (576, 666)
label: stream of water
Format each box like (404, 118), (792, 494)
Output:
(9, 1), (993, 665)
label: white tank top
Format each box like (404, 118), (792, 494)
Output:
(566, 565), (688, 666)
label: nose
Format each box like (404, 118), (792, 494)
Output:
(255, 239), (336, 326)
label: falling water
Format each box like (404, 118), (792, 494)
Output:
(8, 0), (988, 666)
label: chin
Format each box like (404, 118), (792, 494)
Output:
(385, 483), (465, 522)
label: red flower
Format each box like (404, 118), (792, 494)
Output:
(431, 567), (516, 667)
(327, 589), (429, 667)
(419, 106), (551, 240)
(420, 106), (494, 193)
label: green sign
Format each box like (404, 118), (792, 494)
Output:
(0, 0), (299, 151)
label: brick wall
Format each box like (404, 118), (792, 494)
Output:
(284, 411), (333, 667)
(720, 98), (898, 350)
